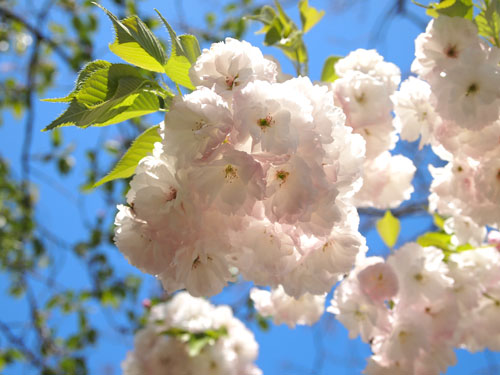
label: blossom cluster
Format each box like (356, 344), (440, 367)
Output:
(392, 15), (500, 234)
(114, 38), (368, 298)
(331, 49), (416, 209)
(250, 285), (325, 328)
(122, 292), (261, 375)
(329, 238), (500, 375)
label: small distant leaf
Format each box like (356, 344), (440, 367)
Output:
(256, 314), (270, 331)
(321, 55), (342, 82)
(247, 1), (308, 64)
(95, 3), (167, 72)
(93, 125), (162, 188)
(433, 213), (445, 230)
(424, 0), (473, 19)
(187, 336), (213, 357)
(161, 326), (228, 357)
(299, 0), (325, 33)
(416, 232), (452, 251)
(376, 211), (400, 248)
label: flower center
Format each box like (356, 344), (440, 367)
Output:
(257, 114), (274, 130)
(466, 83), (478, 97)
(225, 74), (238, 89)
(445, 44), (458, 58)
(224, 164), (238, 182)
(165, 187), (177, 202)
(276, 169), (290, 185)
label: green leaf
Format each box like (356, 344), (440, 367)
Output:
(178, 35), (202, 64)
(247, 2), (308, 64)
(321, 55), (342, 82)
(93, 125), (162, 188)
(95, 3), (167, 72)
(187, 336), (213, 357)
(164, 56), (194, 90)
(424, 0), (473, 19)
(416, 232), (452, 251)
(475, 0), (500, 47)
(376, 210), (400, 248)
(42, 60), (112, 103)
(160, 326), (228, 357)
(299, 0), (325, 33)
(155, 10), (200, 89)
(43, 63), (168, 131)
(433, 213), (445, 230)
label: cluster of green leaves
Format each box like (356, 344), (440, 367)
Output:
(247, 0), (324, 75)
(160, 326), (229, 357)
(43, 4), (206, 186)
(43, 3), (203, 131)
(414, 0), (500, 47)
(416, 214), (478, 260)
(43, 60), (170, 131)
(1, 1), (275, 374)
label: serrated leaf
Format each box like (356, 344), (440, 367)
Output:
(376, 211), (400, 248)
(425, 0), (473, 19)
(155, 10), (198, 89)
(475, 0), (500, 47)
(299, 0), (325, 33)
(43, 64), (167, 131)
(93, 125), (162, 188)
(75, 63), (143, 107)
(95, 91), (161, 127)
(95, 3), (167, 72)
(43, 101), (90, 130)
(321, 55), (342, 82)
(77, 77), (151, 127)
(42, 60), (112, 103)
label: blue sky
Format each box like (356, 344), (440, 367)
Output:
(1, 0), (500, 374)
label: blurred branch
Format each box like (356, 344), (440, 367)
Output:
(358, 200), (428, 218)
(0, 320), (44, 368)
(0, 6), (73, 66)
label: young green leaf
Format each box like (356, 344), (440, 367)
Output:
(42, 60), (112, 103)
(424, 0), (473, 19)
(376, 210), (400, 249)
(321, 55), (342, 82)
(416, 232), (452, 251)
(93, 125), (162, 188)
(298, 0), (325, 33)
(247, 1), (308, 67)
(475, 0), (500, 47)
(155, 10), (200, 90)
(43, 63), (169, 131)
(433, 213), (445, 230)
(95, 3), (167, 72)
